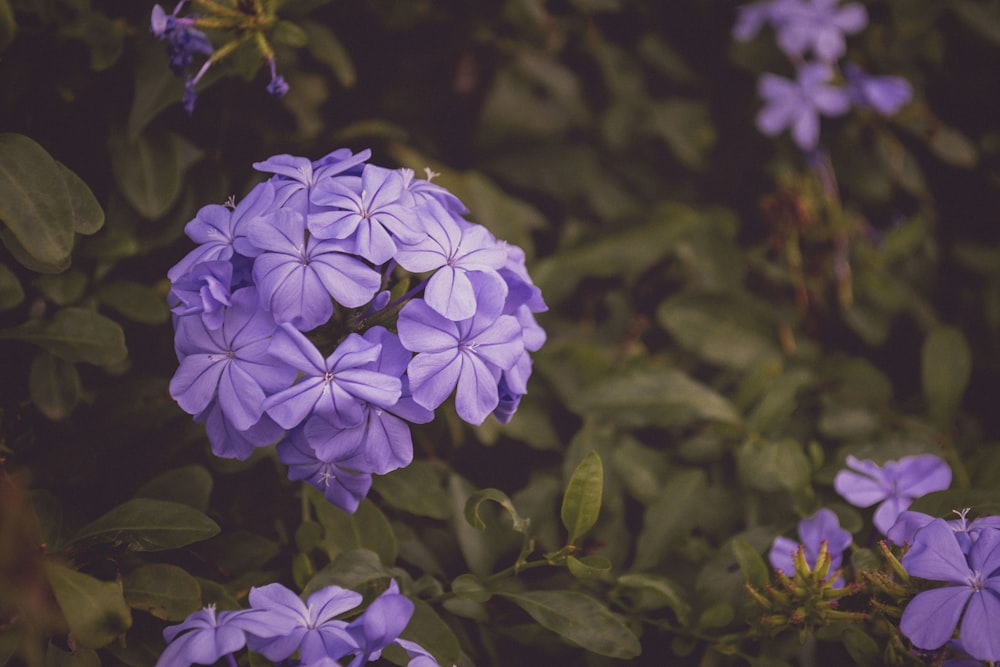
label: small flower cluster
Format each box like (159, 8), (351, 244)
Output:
(733, 0), (913, 149)
(157, 580), (439, 667)
(167, 148), (546, 513)
(150, 0), (289, 114)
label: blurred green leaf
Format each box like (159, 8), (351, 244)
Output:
(634, 469), (707, 570)
(617, 573), (692, 626)
(561, 451), (603, 545)
(122, 564), (201, 621)
(0, 0), (14, 52)
(0, 307), (127, 366)
(909, 489), (1000, 518)
(134, 465), (213, 513)
(952, 0), (1000, 46)
(697, 603), (734, 629)
(498, 590), (641, 659)
(372, 461), (451, 519)
(196, 530), (281, 577)
(839, 625), (881, 667)
(0, 262), (23, 311)
(736, 437), (812, 493)
(28, 351), (81, 421)
(110, 129), (203, 219)
(657, 290), (782, 371)
(566, 554), (612, 578)
(272, 19), (308, 47)
(57, 163), (104, 235)
(44, 561), (132, 649)
(303, 548), (392, 596)
(731, 539), (769, 588)
(301, 20), (356, 87)
(921, 324), (972, 425)
(68, 499), (220, 552)
(98, 281), (170, 325)
(451, 573), (491, 602)
(645, 99), (716, 171)
(33, 271), (87, 306)
(612, 438), (668, 504)
(309, 490), (397, 565)
(44, 643), (100, 667)
(397, 599), (463, 667)
(0, 134), (76, 267)
(748, 367), (814, 435)
(571, 367), (742, 428)
(127, 36), (187, 140)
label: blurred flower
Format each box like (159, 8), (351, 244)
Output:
(834, 454), (952, 534)
(773, 0), (867, 62)
(887, 509), (1000, 553)
(769, 508), (852, 585)
(246, 583), (362, 662)
(900, 520), (1000, 661)
(756, 63), (850, 149)
(156, 605), (272, 667)
(843, 64), (913, 115)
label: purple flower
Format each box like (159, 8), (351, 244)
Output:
(262, 324), (402, 430)
(170, 287), (296, 432)
(397, 275), (524, 425)
(844, 64), (913, 116)
(266, 57), (289, 98)
(768, 508), (852, 585)
(246, 583), (362, 662)
(254, 149), (371, 212)
(197, 400), (284, 461)
(245, 208), (381, 331)
(276, 424), (373, 513)
(834, 454), (952, 534)
(732, 0), (799, 42)
(773, 0), (868, 62)
(342, 581), (415, 667)
(309, 164), (424, 265)
(888, 509), (1000, 553)
(900, 520), (1000, 661)
(394, 202), (509, 321)
(756, 63), (850, 150)
(169, 260), (233, 329)
(156, 605), (272, 667)
(150, 4), (213, 77)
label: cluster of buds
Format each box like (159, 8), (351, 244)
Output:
(747, 541), (867, 640)
(150, 0), (290, 114)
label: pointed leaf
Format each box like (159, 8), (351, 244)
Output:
(561, 451), (603, 545)
(617, 573), (692, 626)
(0, 307), (127, 366)
(498, 590), (641, 659)
(921, 325), (971, 425)
(731, 539), (769, 588)
(28, 351), (82, 421)
(68, 499), (220, 552)
(464, 488), (530, 533)
(98, 281), (170, 325)
(134, 465), (213, 512)
(122, 564), (201, 621)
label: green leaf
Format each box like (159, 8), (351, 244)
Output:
(397, 599), (463, 667)
(272, 19), (308, 47)
(736, 437), (812, 493)
(122, 564), (201, 621)
(498, 590), (641, 659)
(58, 161), (105, 235)
(127, 36), (187, 139)
(0, 307), (127, 366)
(372, 461), (451, 519)
(308, 490), (398, 565)
(451, 573), (491, 602)
(633, 469), (707, 570)
(0, 134), (76, 266)
(566, 554), (612, 578)
(561, 451), (603, 545)
(616, 573), (692, 626)
(731, 539), (769, 588)
(570, 367), (742, 428)
(909, 489), (1000, 518)
(645, 99), (716, 171)
(657, 290), (781, 371)
(697, 602), (734, 629)
(839, 625), (881, 667)
(953, 0), (1000, 45)
(68, 499), (220, 552)
(463, 488), (530, 533)
(0, 262), (23, 312)
(196, 530), (281, 577)
(110, 129), (202, 219)
(0, 0), (15, 52)
(44, 561), (132, 649)
(303, 548), (392, 596)
(44, 643), (100, 667)
(921, 325), (972, 425)
(33, 271), (87, 306)
(301, 20), (355, 87)
(134, 465), (213, 512)
(98, 281), (170, 325)
(28, 351), (82, 421)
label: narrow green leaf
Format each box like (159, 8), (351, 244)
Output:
(464, 488), (530, 533)
(921, 325), (972, 425)
(98, 281), (170, 325)
(498, 590), (641, 659)
(44, 561), (132, 649)
(0, 134), (75, 266)
(0, 0), (15, 52)
(68, 499), (220, 552)
(561, 451), (603, 545)
(0, 261), (23, 312)
(731, 539), (769, 588)
(122, 564), (201, 621)
(617, 573), (692, 626)
(0, 307), (127, 366)
(28, 351), (82, 421)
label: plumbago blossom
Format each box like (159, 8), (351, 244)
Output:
(168, 147), (546, 513)
(157, 581), (438, 667)
(769, 508), (852, 586)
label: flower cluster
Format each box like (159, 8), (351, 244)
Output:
(167, 148), (546, 512)
(150, 0), (289, 114)
(156, 580), (438, 667)
(734, 0), (913, 149)
(887, 510), (1000, 662)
